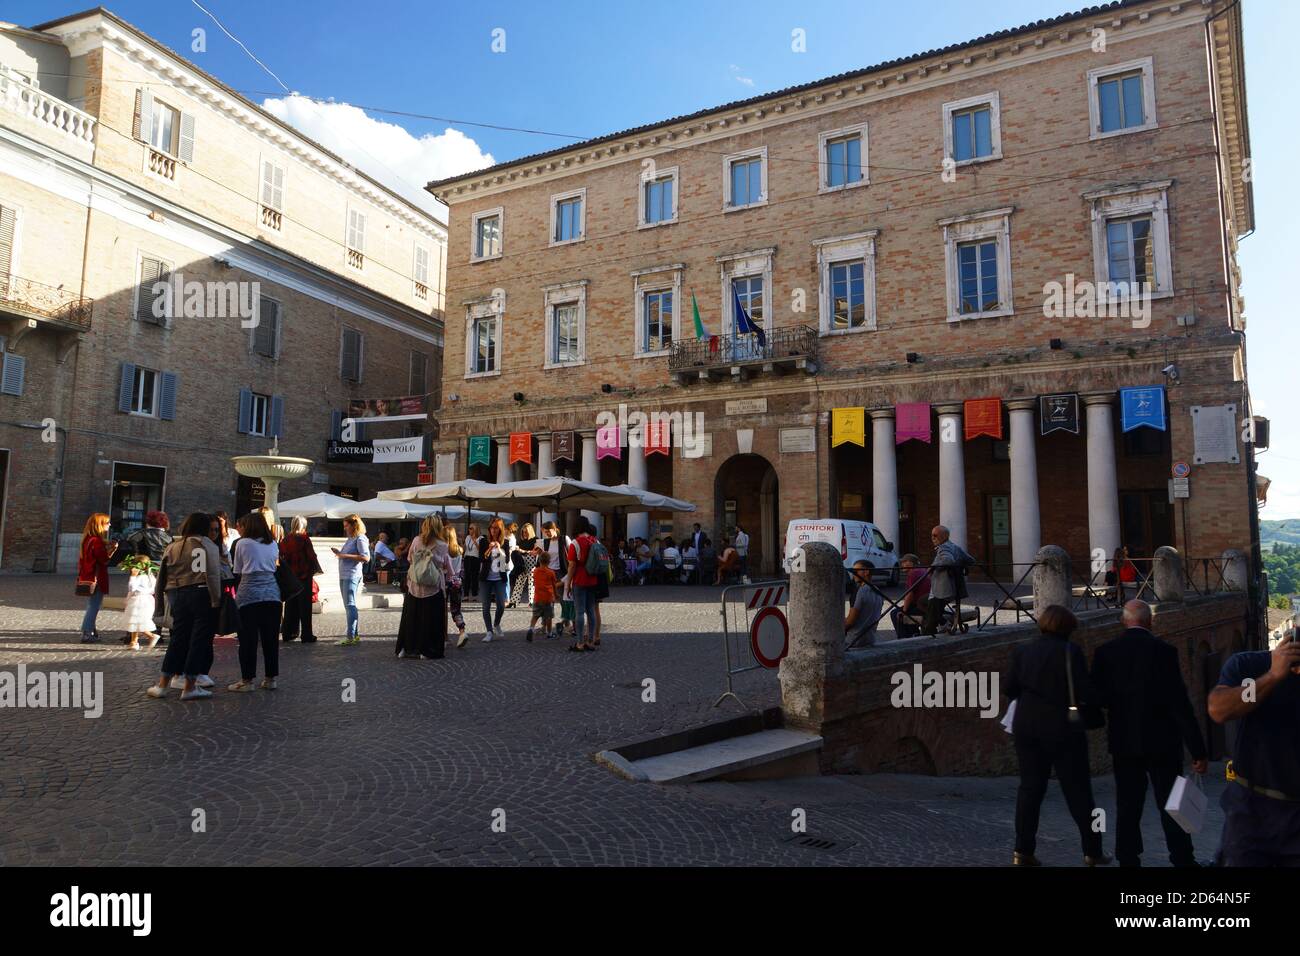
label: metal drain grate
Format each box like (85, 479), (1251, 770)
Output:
(784, 834), (854, 854)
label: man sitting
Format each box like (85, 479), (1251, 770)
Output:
(845, 561), (883, 648)
(366, 531), (398, 582)
(889, 553), (930, 639)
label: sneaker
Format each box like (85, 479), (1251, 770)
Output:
(339, 636), (360, 646)
(169, 675), (184, 689)
(145, 684), (168, 699)
(494, 626), (504, 640)
(146, 633), (162, 649)
(259, 677), (278, 691)
(525, 629), (534, 643)
(481, 632), (494, 643)
(179, 686), (212, 701)
(195, 674), (215, 689)
(545, 630), (556, 640)
(80, 633), (100, 644)
(226, 680), (257, 693)
(456, 631), (469, 649)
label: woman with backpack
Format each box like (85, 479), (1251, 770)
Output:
(479, 517), (511, 642)
(563, 517), (604, 652)
(397, 514), (456, 659)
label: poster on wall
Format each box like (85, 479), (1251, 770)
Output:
(327, 437), (423, 463)
(345, 395), (428, 424)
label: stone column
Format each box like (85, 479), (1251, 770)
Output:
(1032, 545), (1071, 612)
(936, 404), (967, 550)
(869, 408), (899, 551)
(494, 436), (513, 523)
(779, 541), (845, 728)
(1083, 392), (1121, 569)
(1222, 549), (1248, 592)
(1007, 399), (1041, 572)
(626, 430), (649, 543)
(537, 433), (554, 528)
(1153, 545), (1184, 603)
(579, 429), (602, 536)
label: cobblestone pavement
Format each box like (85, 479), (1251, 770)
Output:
(0, 575), (1224, 866)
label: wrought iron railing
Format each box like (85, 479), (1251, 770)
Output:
(668, 323), (818, 372)
(0, 274), (93, 329)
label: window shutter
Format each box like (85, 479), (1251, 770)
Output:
(118, 362), (136, 412)
(0, 204), (14, 297)
(0, 352), (25, 396)
(159, 371), (177, 420)
(136, 258), (165, 324)
(238, 387), (252, 434)
(341, 328), (361, 381)
(331, 409), (343, 441)
(178, 112), (196, 164)
(254, 298), (278, 357)
(133, 89), (154, 143)
(261, 161), (284, 210)
(270, 395), (284, 438)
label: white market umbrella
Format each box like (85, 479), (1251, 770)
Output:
(607, 484), (697, 514)
(276, 492), (360, 519)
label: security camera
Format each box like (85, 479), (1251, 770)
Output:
(1161, 363), (1180, 385)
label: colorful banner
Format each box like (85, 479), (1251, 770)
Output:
(1039, 393), (1080, 435)
(468, 435), (492, 467)
(964, 398), (1003, 441)
(831, 407), (865, 448)
(596, 425), (622, 461)
(345, 394), (427, 424)
(1121, 386), (1166, 432)
(552, 430), (575, 463)
(646, 420), (671, 456)
(895, 403), (931, 444)
(508, 432), (532, 465)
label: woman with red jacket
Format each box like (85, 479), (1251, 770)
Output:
(77, 512), (117, 643)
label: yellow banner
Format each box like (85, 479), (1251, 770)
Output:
(831, 407), (865, 448)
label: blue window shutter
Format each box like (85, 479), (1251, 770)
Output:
(270, 395), (284, 438)
(330, 409), (342, 441)
(159, 371), (177, 420)
(0, 353), (25, 396)
(118, 362), (136, 412)
(238, 387), (252, 434)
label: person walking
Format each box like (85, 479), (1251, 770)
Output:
(1091, 599), (1208, 868)
(526, 556), (559, 641)
(445, 527), (467, 646)
(278, 515), (322, 644)
(463, 523), (481, 599)
(146, 513), (222, 700)
(227, 512), (282, 692)
(479, 517), (510, 642)
(397, 515), (456, 659)
(333, 514), (370, 646)
(503, 521), (520, 607)
(76, 513), (117, 644)
(732, 524), (750, 581)
(564, 517), (601, 652)
(121, 553), (161, 650)
(510, 521), (539, 607)
(1005, 605), (1112, 867)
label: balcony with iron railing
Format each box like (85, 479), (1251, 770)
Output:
(1, 273), (94, 359)
(0, 64), (96, 161)
(668, 323), (819, 384)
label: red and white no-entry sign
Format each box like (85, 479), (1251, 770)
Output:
(750, 605), (789, 668)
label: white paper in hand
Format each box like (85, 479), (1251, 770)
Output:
(1000, 699), (1017, 735)
(1164, 774), (1207, 834)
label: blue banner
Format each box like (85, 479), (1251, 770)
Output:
(1120, 386), (1166, 432)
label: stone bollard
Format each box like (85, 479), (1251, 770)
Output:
(1032, 545), (1071, 613)
(1222, 549), (1248, 592)
(779, 542), (845, 726)
(1153, 546), (1184, 603)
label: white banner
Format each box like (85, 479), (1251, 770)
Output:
(372, 436), (423, 463)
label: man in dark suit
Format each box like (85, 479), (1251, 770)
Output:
(1091, 599), (1209, 867)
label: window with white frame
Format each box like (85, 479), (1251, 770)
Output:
(551, 189), (585, 245)
(724, 148), (767, 209)
(148, 100), (178, 155)
(1088, 58), (1156, 139)
(818, 125), (867, 192)
(472, 208), (502, 261)
(134, 90), (194, 166)
(466, 294), (503, 377)
(543, 281), (587, 368)
(346, 209), (366, 269)
(261, 159), (285, 211)
(943, 92), (1001, 164)
(940, 207), (1014, 322)
(814, 231), (878, 334)
(640, 168), (678, 227)
(130, 366), (160, 417)
(1085, 181), (1173, 299)
(632, 264), (683, 357)
(248, 391), (270, 436)
(717, 249), (774, 356)
(643, 290), (673, 351)
(413, 244), (430, 300)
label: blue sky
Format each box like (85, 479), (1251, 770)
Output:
(9, 0), (1296, 514)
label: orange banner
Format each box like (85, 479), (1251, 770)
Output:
(964, 398), (1003, 441)
(508, 432), (532, 465)
(645, 420), (671, 457)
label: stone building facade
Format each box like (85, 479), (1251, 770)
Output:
(429, 0), (1254, 581)
(0, 10), (446, 570)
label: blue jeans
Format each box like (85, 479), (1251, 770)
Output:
(573, 585), (598, 643)
(481, 577), (507, 631)
(341, 576), (360, 637)
(81, 589), (104, 635)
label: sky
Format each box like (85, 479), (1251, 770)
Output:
(7, 0), (1296, 513)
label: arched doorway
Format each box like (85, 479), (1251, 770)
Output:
(715, 454), (779, 575)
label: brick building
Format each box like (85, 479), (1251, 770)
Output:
(429, 0), (1255, 581)
(0, 9), (446, 571)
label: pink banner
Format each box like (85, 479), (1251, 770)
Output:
(895, 403), (931, 444)
(596, 425), (622, 460)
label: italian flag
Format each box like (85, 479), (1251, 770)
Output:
(691, 291), (717, 351)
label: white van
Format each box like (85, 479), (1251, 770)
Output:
(783, 518), (900, 584)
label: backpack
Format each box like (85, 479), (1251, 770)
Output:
(584, 537), (610, 578)
(410, 544), (444, 590)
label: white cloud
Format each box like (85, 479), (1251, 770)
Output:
(260, 95), (495, 223)
(728, 64), (755, 88)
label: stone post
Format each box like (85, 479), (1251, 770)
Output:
(779, 542), (845, 727)
(1221, 549), (1248, 592)
(1153, 545), (1184, 603)
(1032, 545), (1071, 613)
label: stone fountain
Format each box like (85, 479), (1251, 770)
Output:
(230, 439), (313, 525)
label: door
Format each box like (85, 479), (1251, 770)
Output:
(986, 493), (1012, 580)
(1120, 490), (1174, 560)
(110, 462), (166, 536)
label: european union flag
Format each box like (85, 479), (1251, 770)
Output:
(732, 285), (766, 349)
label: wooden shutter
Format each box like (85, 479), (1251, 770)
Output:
(341, 328), (361, 382)
(0, 204), (15, 297)
(409, 350), (427, 394)
(348, 210), (365, 252)
(133, 89), (154, 143)
(178, 112), (196, 164)
(269, 395), (284, 438)
(0, 352), (25, 396)
(254, 298), (278, 357)
(136, 257), (166, 324)
(159, 371), (177, 420)
(238, 387), (252, 434)
(261, 161), (284, 210)
(331, 409), (343, 441)
(118, 362), (136, 412)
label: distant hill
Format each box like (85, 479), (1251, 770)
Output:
(1261, 519), (1300, 551)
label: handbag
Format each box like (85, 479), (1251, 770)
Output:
(276, 561), (304, 601)
(1064, 642), (1105, 731)
(75, 577), (97, 597)
(217, 588), (241, 635)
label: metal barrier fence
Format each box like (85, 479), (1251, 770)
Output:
(714, 579), (788, 709)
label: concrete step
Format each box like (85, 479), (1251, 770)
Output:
(597, 719), (822, 784)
